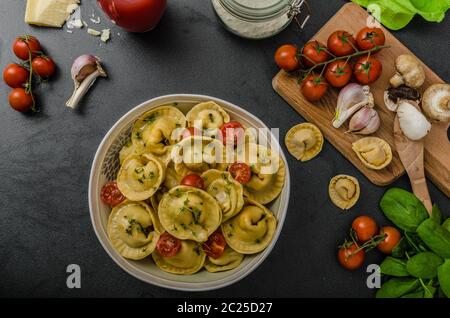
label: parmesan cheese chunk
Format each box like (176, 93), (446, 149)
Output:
(25, 0), (80, 28)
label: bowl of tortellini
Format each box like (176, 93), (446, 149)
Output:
(89, 94), (290, 291)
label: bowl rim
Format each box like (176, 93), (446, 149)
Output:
(88, 94), (290, 291)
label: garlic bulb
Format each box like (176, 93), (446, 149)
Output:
(348, 106), (380, 135)
(397, 101), (431, 141)
(333, 84), (374, 128)
(421, 83), (450, 122)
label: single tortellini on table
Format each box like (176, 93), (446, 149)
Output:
(201, 170), (244, 222)
(328, 174), (360, 210)
(152, 240), (206, 275)
(107, 201), (160, 260)
(119, 140), (137, 164)
(186, 101), (230, 130)
(172, 136), (227, 177)
(158, 185), (222, 242)
(237, 143), (285, 205)
(221, 198), (277, 254)
(131, 106), (187, 165)
(117, 154), (165, 201)
(285, 123), (323, 161)
(204, 246), (244, 273)
(352, 137), (392, 170)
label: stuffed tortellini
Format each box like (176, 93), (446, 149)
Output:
(172, 136), (227, 177)
(186, 101), (230, 130)
(152, 240), (206, 275)
(108, 201), (160, 260)
(117, 154), (165, 201)
(132, 106), (186, 165)
(119, 140), (137, 164)
(201, 170), (244, 222)
(204, 246), (244, 273)
(158, 186), (222, 242)
(222, 199), (277, 254)
(149, 164), (181, 213)
(328, 174), (360, 210)
(352, 137), (392, 170)
(285, 123), (323, 161)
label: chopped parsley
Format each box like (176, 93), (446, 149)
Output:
(134, 131), (142, 140)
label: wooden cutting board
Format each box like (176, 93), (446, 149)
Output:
(273, 2), (450, 197)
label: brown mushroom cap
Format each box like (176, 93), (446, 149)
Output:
(390, 54), (425, 89)
(422, 83), (450, 122)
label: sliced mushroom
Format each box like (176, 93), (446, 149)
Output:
(397, 100), (431, 140)
(421, 83), (450, 122)
(328, 175), (360, 210)
(390, 54), (425, 89)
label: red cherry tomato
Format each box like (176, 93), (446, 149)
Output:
(324, 60), (352, 88)
(181, 127), (196, 139)
(356, 27), (386, 51)
(220, 121), (244, 146)
(156, 232), (181, 258)
(8, 88), (33, 112)
(377, 226), (401, 254)
(338, 243), (365, 270)
(100, 181), (126, 207)
(301, 41), (330, 68)
(31, 56), (56, 78)
(354, 55), (382, 84)
(274, 44), (300, 72)
(327, 30), (356, 56)
(202, 230), (226, 259)
(301, 74), (329, 102)
(13, 35), (41, 60)
(181, 174), (205, 189)
(228, 162), (251, 184)
(352, 215), (378, 242)
(3, 64), (29, 88)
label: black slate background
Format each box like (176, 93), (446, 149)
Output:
(0, 0), (448, 298)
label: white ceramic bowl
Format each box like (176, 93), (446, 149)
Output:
(89, 94), (290, 291)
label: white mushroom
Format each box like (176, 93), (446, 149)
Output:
(390, 54), (425, 89)
(421, 83), (450, 122)
(397, 101), (431, 141)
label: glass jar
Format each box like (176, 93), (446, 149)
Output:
(211, 0), (310, 39)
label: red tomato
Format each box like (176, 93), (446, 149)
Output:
(377, 226), (401, 254)
(181, 127), (196, 139)
(324, 60), (352, 88)
(352, 216), (378, 242)
(220, 121), (244, 146)
(100, 181), (126, 206)
(228, 162), (251, 184)
(354, 56), (382, 84)
(8, 88), (33, 112)
(202, 230), (226, 259)
(156, 232), (181, 258)
(97, 0), (167, 32)
(301, 74), (328, 102)
(13, 35), (41, 60)
(181, 174), (205, 189)
(356, 27), (386, 51)
(327, 30), (356, 56)
(338, 243), (365, 270)
(274, 44), (300, 72)
(31, 56), (56, 78)
(301, 41), (330, 67)
(3, 64), (29, 88)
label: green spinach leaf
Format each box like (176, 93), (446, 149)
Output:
(406, 252), (443, 279)
(442, 218), (450, 233)
(376, 277), (420, 298)
(431, 204), (442, 224)
(380, 257), (409, 277)
(417, 218), (450, 259)
(437, 259), (450, 298)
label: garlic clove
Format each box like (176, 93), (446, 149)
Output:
(397, 101), (431, 140)
(332, 84), (374, 128)
(347, 106), (380, 135)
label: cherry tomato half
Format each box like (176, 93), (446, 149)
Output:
(377, 226), (401, 254)
(181, 174), (205, 189)
(228, 162), (251, 184)
(274, 44), (300, 72)
(3, 63), (29, 88)
(32, 56), (56, 78)
(352, 215), (378, 242)
(13, 35), (41, 60)
(202, 230), (226, 259)
(354, 56), (382, 85)
(356, 27), (386, 51)
(220, 121), (244, 146)
(301, 41), (330, 68)
(301, 74), (328, 102)
(100, 181), (126, 207)
(338, 243), (365, 270)
(327, 30), (356, 56)
(181, 127), (196, 139)
(156, 232), (181, 258)
(324, 60), (352, 88)
(8, 88), (33, 112)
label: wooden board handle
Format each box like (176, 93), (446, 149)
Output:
(411, 177), (432, 214)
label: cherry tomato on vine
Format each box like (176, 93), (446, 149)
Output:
(352, 215), (378, 242)
(274, 44), (301, 72)
(356, 27), (385, 51)
(324, 60), (352, 88)
(338, 243), (365, 270)
(202, 230), (227, 259)
(3, 63), (29, 88)
(327, 30), (356, 56)
(13, 35), (41, 60)
(100, 181), (126, 207)
(181, 174), (205, 189)
(301, 41), (330, 67)
(301, 74), (329, 102)
(220, 121), (244, 146)
(156, 232), (181, 258)
(377, 226), (401, 254)
(354, 55), (382, 84)
(32, 56), (56, 78)
(8, 88), (34, 112)
(228, 162), (251, 184)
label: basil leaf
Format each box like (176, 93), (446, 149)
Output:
(376, 277), (420, 298)
(437, 259), (450, 298)
(406, 252), (443, 279)
(431, 204), (442, 224)
(380, 257), (409, 277)
(380, 188), (428, 232)
(417, 218), (450, 259)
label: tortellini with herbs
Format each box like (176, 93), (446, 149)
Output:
(158, 186), (222, 242)
(202, 170), (244, 222)
(204, 246), (244, 273)
(107, 201), (160, 260)
(222, 199), (277, 254)
(149, 164), (181, 213)
(186, 101), (230, 130)
(352, 137), (392, 170)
